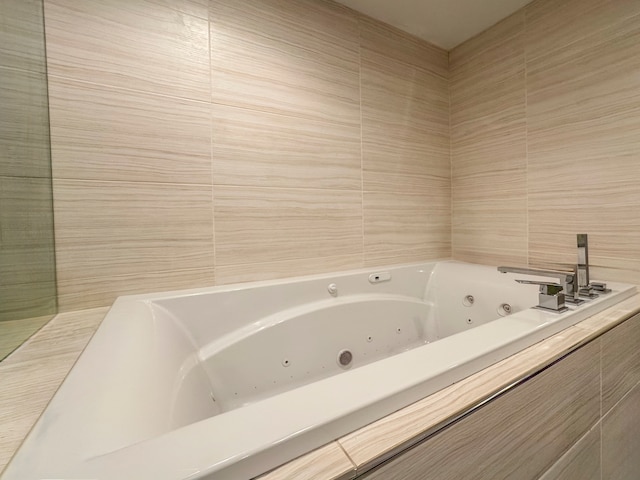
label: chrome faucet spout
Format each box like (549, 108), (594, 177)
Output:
(497, 266), (575, 285)
(498, 234), (607, 309)
(497, 265), (579, 306)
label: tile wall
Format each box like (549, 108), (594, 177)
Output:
(12, 0), (640, 312)
(451, 0), (640, 284)
(43, 0), (451, 311)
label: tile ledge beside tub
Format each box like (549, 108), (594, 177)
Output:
(2, 294), (640, 480)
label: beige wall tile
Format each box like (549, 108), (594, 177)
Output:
(361, 50), (449, 193)
(43, 0), (210, 101)
(602, 381), (640, 480)
(359, 16), (448, 79)
(451, 0), (640, 284)
(452, 199), (527, 266)
(449, 11), (523, 69)
(210, 0), (360, 125)
(212, 104), (361, 190)
(48, 76), (212, 184)
(0, 67), (51, 178)
(450, 10), (527, 267)
(215, 254), (364, 286)
(214, 186), (363, 267)
(364, 188), (450, 267)
(57, 268), (216, 313)
(526, 4), (640, 280)
(38, 0), (454, 312)
(54, 179), (215, 311)
(525, 0), (640, 63)
(360, 340), (600, 480)
(358, 15), (451, 268)
(0, 0), (46, 72)
(538, 423), (600, 480)
(601, 313), (640, 415)
(453, 170), (527, 267)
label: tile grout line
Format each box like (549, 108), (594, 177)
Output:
(336, 441), (358, 477)
(46, 73), (212, 106)
(52, 177), (378, 194)
(208, 4), (217, 286)
(601, 375), (640, 420)
(448, 50), (454, 260)
(599, 337), (603, 480)
(47, 73), (361, 131)
(523, 9), (530, 268)
(357, 15), (366, 268)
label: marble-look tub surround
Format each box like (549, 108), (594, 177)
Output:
(451, 0), (640, 284)
(43, 0), (451, 312)
(36, 0), (640, 315)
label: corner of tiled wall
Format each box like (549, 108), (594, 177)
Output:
(450, 0), (640, 286)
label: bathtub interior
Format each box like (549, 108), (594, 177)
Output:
(156, 261), (548, 428)
(150, 263), (437, 427)
(198, 296), (432, 411)
(425, 262), (544, 339)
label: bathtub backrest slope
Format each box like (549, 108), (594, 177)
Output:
(425, 262), (546, 339)
(152, 262), (438, 351)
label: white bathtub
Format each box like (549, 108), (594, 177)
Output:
(3, 261), (635, 480)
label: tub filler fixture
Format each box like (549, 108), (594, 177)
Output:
(3, 261), (635, 480)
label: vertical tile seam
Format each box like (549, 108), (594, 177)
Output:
(523, 8), (530, 268)
(601, 375), (640, 420)
(357, 15), (365, 266)
(208, 4), (217, 285)
(448, 50), (453, 260)
(599, 337), (603, 480)
(335, 441), (358, 478)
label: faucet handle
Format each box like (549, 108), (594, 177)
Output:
(515, 279), (567, 312)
